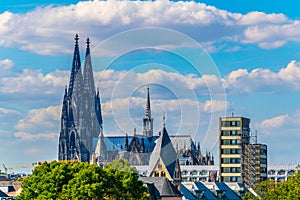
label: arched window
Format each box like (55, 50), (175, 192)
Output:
(161, 171), (166, 177)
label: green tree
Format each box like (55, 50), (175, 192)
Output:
(17, 160), (149, 200)
(104, 158), (149, 199)
(244, 171), (300, 200)
(104, 158), (137, 173)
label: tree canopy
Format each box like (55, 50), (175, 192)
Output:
(17, 159), (149, 200)
(244, 171), (300, 200)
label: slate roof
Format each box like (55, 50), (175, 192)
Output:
(194, 182), (219, 200)
(0, 190), (8, 197)
(139, 177), (182, 198)
(146, 127), (177, 178)
(215, 182), (241, 200)
(93, 135), (159, 152)
(170, 135), (195, 152)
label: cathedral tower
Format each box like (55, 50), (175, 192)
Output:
(58, 35), (102, 163)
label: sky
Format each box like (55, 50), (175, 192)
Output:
(1, 0), (300, 173)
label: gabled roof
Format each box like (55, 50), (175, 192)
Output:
(215, 182), (241, 200)
(139, 177), (182, 197)
(147, 126), (177, 179)
(194, 182), (219, 200)
(0, 190), (8, 197)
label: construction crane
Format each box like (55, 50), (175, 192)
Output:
(3, 163), (35, 174)
(2, 160), (79, 174)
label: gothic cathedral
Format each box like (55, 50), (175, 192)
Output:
(58, 34), (103, 162)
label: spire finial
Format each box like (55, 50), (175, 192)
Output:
(75, 34), (79, 44)
(163, 111), (166, 127)
(134, 128), (137, 135)
(86, 37), (90, 48)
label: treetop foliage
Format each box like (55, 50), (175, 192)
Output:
(17, 159), (149, 200)
(244, 170), (300, 200)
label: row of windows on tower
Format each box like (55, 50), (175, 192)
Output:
(221, 158), (241, 164)
(221, 130), (241, 136)
(221, 139), (241, 145)
(221, 148), (241, 154)
(221, 167), (241, 173)
(223, 176), (241, 182)
(221, 121), (241, 127)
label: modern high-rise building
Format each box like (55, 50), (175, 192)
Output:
(219, 116), (250, 184)
(219, 116), (268, 188)
(245, 143), (267, 186)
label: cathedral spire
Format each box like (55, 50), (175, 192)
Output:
(83, 37), (96, 95)
(143, 85), (153, 137)
(68, 34), (81, 97)
(145, 85), (151, 118)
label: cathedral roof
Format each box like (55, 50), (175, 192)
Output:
(92, 135), (159, 152)
(139, 177), (182, 198)
(147, 126), (177, 179)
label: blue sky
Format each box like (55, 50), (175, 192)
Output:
(1, 0), (300, 172)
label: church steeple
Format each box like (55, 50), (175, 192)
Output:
(145, 85), (151, 118)
(68, 34), (81, 98)
(83, 37), (96, 97)
(143, 85), (153, 137)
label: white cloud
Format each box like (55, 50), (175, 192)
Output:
(0, 108), (22, 128)
(0, 69), (69, 101)
(224, 60), (300, 94)
(238, 11), (288, 25)
(0, 59), (13, 70)
(203, 100), (229, 113)
(0, 1), (299, 54)
(0, 107), (21, 116)
(14, 105), (61, 133)
(260, 114), (288, 129)
(278, 60), (300, 83)
(15, 131), (58, 141)
(257, 110), (300, 137)
(242, 21), (300, 48)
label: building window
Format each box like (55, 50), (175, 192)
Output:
(222, 130), (229, 136)
(231, 149), (240, 154)
(161, 171), (165, 177)
(221, 158), (230, 164)
(230, 158), (240, 164)
(278, 170), (286, 176)
(230, 176), (241, 182)
(223, 177), (230, 182)
(231, 167), (240, 173)
(288, 170), (296, 176)
(221, 140), (230, 145)
(268, 170), (275, 175)
(260, 158), (267, 164)
(260, 168), (267, 173)
(200, 170), (207, 175)
(231, 121), (240, 127)
(221, 167), (230, 173)
(157, 163), (162, 169)
(221, 149), (230, 154)
(154, 171), (159, 177)
(221, 121), (231, 127)
(191, 170), (198, 175)
(277, 177), (285, 182)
